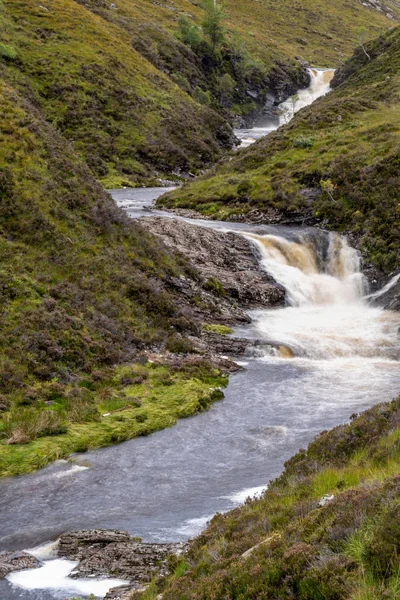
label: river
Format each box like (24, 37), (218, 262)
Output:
(2, 73), (400, 600)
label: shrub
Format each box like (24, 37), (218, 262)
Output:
(203, 277), (225, 296)
(293, 136), (314, 148)
(0, 43), (17, 60)
(165, 335), (195, 354)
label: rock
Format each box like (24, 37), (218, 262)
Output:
(0, 551), (41, 579)
(140, 217), (285, 311)
(318, 494), (335, 507)
(105, 584), (142, 600)
(58, 529), (130, 560)
(70, 541), (187, 581)
(58, 529), (187, 583)
(368, 274), (400, 310)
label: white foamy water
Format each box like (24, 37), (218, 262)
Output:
(7, 558), (126, 597)
(175, 514), (216, 537)
(225, 485), (267, 505)
(278, 68), (334, 125)
(235, 68), (334, 147)
(244, 231), (400, 361)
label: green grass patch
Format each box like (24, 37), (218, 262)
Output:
(0, 363), (227, 477)
(202, 323), (233, 335)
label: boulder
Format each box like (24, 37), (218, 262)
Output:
(0, 551), (41, 579)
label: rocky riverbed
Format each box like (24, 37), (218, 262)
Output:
(2, 529), (188, 600)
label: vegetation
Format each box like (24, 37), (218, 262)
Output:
(136, 396), (400, 599)
(0, 77), (229, 475)
(0, 361), (227, 477)
(159, 26), (400, 272)
(202, 324), (233, 335)
(0, 0), (396, 185)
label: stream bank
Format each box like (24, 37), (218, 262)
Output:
(2, 195), (400, 599)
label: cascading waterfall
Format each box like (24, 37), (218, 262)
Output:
(244, 232), (400, 361)
(246, 232), (366, 306)
(278, 68), (335, 125)
(235, 68), (335, 147)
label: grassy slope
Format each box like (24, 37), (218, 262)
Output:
(142, 397), (400, 600)
(1, 0), (397, 186)
(76, 0), (397, 67)
(2, 0), (231, 185)
(160, 26), (400, 272)
(0, 77), (228, 473)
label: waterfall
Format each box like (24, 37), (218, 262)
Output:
(235, 68), (335, 147)
(278, 68), (335, 125)
(246, 232), (366, 307)
(243, 231), (400, 361)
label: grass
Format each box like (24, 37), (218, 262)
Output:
(159, 25), (400, 272)
(202, 323), (233, 335)
(135, 396), (400, 599)
(0, 362), (227, 477)
(0, 0), (396, 185)
(0, 70), (236, 478)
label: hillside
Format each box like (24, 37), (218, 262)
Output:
(144, 396), (400, 600)
(159, 26), (400, 273)
(0, 0), (398, 186)
(0, 77), (232, 476)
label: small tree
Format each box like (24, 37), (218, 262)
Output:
(218, 73), (235, 105)
(177, 16), (201, 49)
(202, 0), (225, 52)
(356, 26), (371, 61)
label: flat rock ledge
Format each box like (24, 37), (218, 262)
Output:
(58, 529), (187, 596)
(0, 551), (41, 579)
(140, 217), (285, 310)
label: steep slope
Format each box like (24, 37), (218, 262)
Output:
(141, 396), (400, 600)
(0, 78), (230, 475)
(1, 0), (233, 186)
(0, 0), (398, 186)
(160, 26), (400, 273)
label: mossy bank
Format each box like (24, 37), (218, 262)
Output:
(0, 76), (235, 476)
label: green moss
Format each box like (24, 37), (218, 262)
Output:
(202, 323), (233, 335)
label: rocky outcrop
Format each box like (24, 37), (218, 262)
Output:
(266, 60), (310, 104)
(58, 529), (131, 560)
(0, 551), (40, 579)
(369, 275), (400, 310)
(58, 529), (187, 583)
(140, 217), (285, 311)
(105, 584), (141, 600)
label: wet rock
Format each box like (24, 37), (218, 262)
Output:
(140, 217), (285, 310)
(369, 276), (400, 311)
(166, 273), (251, 325)
(58, 529), (187, 584)
(70, 540), (187, 581)
(58, 529), (130, 560)
(267, 60), (310, 103)
(0, 551), (41, 579)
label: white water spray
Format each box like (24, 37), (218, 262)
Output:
(244, 232), (400, 361)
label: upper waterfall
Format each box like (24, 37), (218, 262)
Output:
(235, 68), (335, 148)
